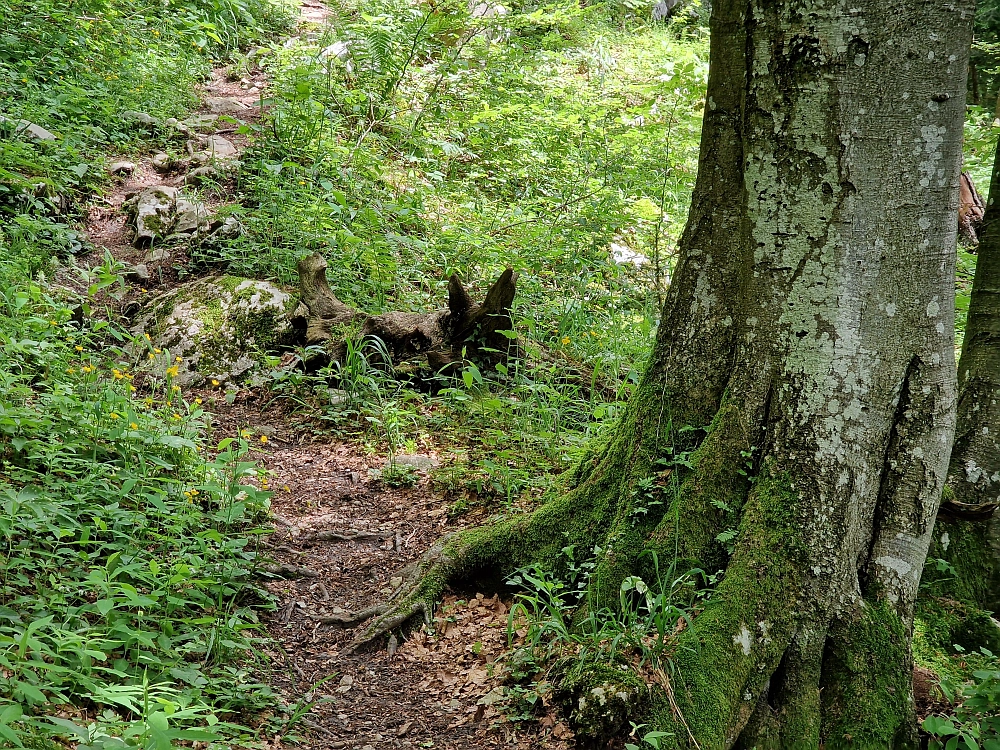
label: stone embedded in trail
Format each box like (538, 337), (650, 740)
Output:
(151, 152), (173, 172)
(108, 160), (136, 176)
(133, 275), (296, 386)
(203, 134), (238, 159)
(181, 114), (220, 132)
(388, 454), (439, 471)
(184, 166), (220, 186)
(124, 263), (149, 281)
(131, 186), (179, 245)
(172, 194), (210, 235)
(127, 185), (210, 246)
(203, 96), (251, 114)
(208, 216), (242, 240)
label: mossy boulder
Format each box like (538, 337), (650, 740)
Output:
(555, 660), (651, 745)
(134, 275), (295, 386)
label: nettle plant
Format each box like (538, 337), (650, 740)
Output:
(0, 264), (276, 748)
(923, 651), (1000, 750)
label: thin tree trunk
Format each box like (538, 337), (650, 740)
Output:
(934, 139), (1000, 613)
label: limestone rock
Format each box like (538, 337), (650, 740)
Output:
(132, 186), (179, 246)
(182, 114), (220, 132)
(122, 111), (160, 128)
(204, 135), (238, 159)
(0, 115), (57, 141)
(319, 41), (353, 72)
(182, 134), (239, 166)
(470, 1), (507, 18)
(124, 263), (150, 280)
(127, 186), (210, 246)
(184, 166), (220, 185)
(151, 152), (173, 172)
(209, 216), (242, 240)
(134, 276), (295, 386)
(388, 454), (438, 471)
(108, 160), (136, 176)
(172, 195), (210, 235)
(203, 96), (251, 114)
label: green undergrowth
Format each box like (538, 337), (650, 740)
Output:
(204, 0), (708, 382)
(230, 0), (713, 523)
(0, 271), (278, 744)
(0, 0), (295, 282)
(500, 546), (704, 744)
(914, 596), (1000, 749)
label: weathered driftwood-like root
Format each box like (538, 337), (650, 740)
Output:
(939, 496), (1000, 521)
(290, 253), (361, 347)
(259, 562), (321, 579)
(289, 252), (521, 373)
(287, 253), (621, 396)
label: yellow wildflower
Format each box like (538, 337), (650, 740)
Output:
(129, 422), (138, 430)
(211, 379), (220, 386)
(165, 365), (179, 378)
(561, 336), (570, 345)
(260, 435), (268, 444)
(81, 365), (93, 373)
(74, 345), (83, 352)
(174, 356), (182, 363)
(109, 413), (120, 420)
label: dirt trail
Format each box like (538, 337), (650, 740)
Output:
(234, 396), (570, 750)
(80, 2), (574, 748)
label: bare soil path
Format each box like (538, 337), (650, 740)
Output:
(225, 394), (572, 750)
(79, 2), (576, 748)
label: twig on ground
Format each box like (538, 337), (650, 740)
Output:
(300, 529), (394, 543)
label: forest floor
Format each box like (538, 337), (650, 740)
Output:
(81, 3), (575, 749)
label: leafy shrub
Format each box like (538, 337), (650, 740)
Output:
(0, 265), (276, 747)
(923, 651), (1000, 750)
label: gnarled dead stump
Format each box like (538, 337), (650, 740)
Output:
(290, 253), (521, 374)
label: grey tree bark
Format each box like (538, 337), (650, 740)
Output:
(343, 0), (975, 746)
(932, 143), (1000, 613)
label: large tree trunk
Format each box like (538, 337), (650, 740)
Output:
(343, 0), (974, 746)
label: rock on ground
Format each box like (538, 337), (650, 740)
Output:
(133, 276), (296, 386)
(129, 186), (211, 246)
(0, 115), (57, 141)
